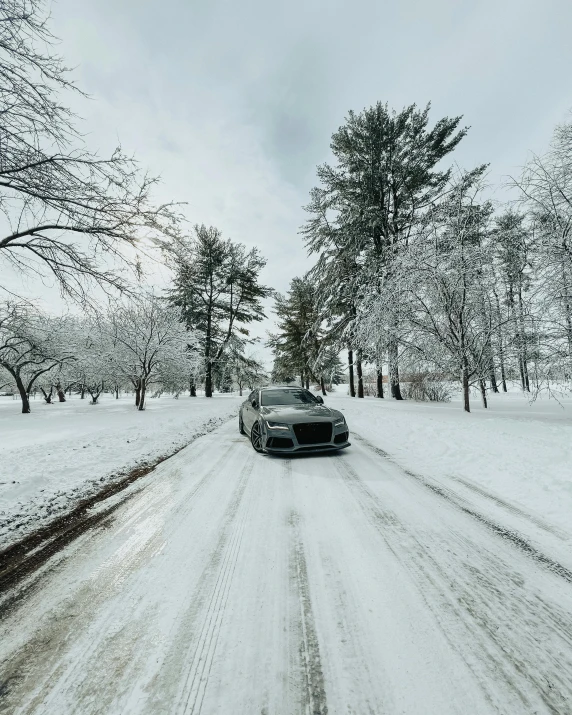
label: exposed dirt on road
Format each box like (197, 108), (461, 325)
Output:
(0, 417), (234, 598)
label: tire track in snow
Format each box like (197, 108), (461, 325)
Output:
(353, 432), (572, 582)
(0, 442), (237, 714)
(448, 474), (568, 539)
(288, 510), (328, 715)
(314, 547), (385, 715)
(0, 439), (235, 618)
(55, 443), (239, 715)
(174, 455), (254, 715)
(335, 453), (572, 714)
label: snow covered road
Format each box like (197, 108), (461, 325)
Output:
(1, 419), (572, 714)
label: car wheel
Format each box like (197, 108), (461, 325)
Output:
(239, 413), (245, 435)
(250, 421), (264, 453)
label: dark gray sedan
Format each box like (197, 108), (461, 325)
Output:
(239, 386), (351, 454)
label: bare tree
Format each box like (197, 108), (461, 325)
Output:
(0, 0), (181, 301)
(0, 303), (75, 412)
(512, 118), (572, 383)
(354, 169), (498, 412)
(106, 294), (196, 411)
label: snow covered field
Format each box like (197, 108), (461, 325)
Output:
(329, 389), (572, 538)
(0, 393), (242, 548)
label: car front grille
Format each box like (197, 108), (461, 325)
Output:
(293, 422), (332, 445)
(334, 431), (349, 444)
(267, 437), (294, 449)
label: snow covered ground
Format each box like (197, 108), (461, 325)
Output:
(2, 412), (572, 713)
(0, 393), (242, 548)
(328, 388), (572, 540)
(2, 386), (571, 554)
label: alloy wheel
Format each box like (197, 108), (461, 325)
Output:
(250, 421), (264, 452)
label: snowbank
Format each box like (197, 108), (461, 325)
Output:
(325, 389), (572, 537)
(0, 393), (242, 548)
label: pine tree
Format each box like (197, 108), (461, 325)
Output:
(165, 225), (272, 397)
(303, 102), (467, 400)
(268, 277), (317, 388)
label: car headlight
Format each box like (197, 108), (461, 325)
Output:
(266, 421), (290, 431)
(334, 416), (346, 427)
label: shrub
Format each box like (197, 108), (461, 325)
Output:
(401, 372), (452, 402)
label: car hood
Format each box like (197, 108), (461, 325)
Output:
(259, 404), (344, 424)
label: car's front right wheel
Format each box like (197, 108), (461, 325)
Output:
(250, 421), (264, 453)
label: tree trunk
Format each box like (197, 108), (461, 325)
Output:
(356, 353), (364, 398)
(495, 293), (508, 390)
(486, 333), (498, 393)
(518, 357), (526, 392)
(561, 267), (572, 383)
(15, 373), (31, 413)
(462, 358), (470, 413)
(348, 349), (356, 397)
(138, 379), (147, 411)
(493, 284), (507, 392)
(40, 386), (53, 404)
(518, 289), (530, 392)
(509, 285), (523, 391)
(500, 362), (508, 393)
(376, 367), (384, 398)
(388, 339), (403, 400)
(205, 301), (213, 397)
(512, 286), (530, 393)
(56, 382), (66, 402)
(320, 376), (326, 396)
(479, 379), (488, 408)
(205, 361), (213, 398)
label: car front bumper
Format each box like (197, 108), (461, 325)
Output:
(262, 426), (351, 455)
(264, 441), (351, 455)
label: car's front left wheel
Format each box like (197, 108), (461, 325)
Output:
(250, 421), (264, 453)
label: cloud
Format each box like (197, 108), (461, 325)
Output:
(5, 0), (572, 361)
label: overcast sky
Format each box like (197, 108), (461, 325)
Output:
(10, 0), (572, 359)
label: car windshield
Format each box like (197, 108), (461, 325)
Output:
(260, 389), (318, 406)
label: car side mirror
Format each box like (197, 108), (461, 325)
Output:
(251, 399), (258, 409)
(315, 395), (324, 404)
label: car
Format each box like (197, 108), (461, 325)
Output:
(239, 386), (351, 454)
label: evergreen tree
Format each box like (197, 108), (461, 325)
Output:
(269, 275), (343, 394)
(303, 102), (467, 399)
(165, 225), (272, 397)
(268, 277), (316, 388)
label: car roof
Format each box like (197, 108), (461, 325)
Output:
(260, 386), (304, 391)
